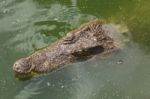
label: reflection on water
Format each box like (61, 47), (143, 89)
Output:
(127, 0), (150, 52)
(78, 0), (134, 18)
(0, 0), (150, 99)
(10, 45), (150, 99)
(14, 80), (42, 99)
(111, 0), (150, 52)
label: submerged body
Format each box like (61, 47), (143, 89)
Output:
(13, 20), (124, 77)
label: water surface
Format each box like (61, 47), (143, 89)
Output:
(0, 0), (150, 99)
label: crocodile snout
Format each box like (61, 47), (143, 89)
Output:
(13, 58), (32, 74)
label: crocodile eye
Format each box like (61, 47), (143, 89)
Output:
(63, 33), (76, 44)
(64, 34), (75, 41)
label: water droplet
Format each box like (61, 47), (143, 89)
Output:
(61, 85), (64, 88)
(117, 60), (123, 64)
(47, 82), (51, 86)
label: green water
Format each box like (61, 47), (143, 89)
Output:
(0, 0), (150, 99)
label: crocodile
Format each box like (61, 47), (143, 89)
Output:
(13, 20), (124, 78)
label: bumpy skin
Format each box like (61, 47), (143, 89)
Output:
(13, 20), (121, 75)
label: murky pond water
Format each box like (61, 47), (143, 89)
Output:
(0, 0), (150, 99)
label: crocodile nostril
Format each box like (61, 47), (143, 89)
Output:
(15, 66), (20, 71)
(14, 64), (20, 71)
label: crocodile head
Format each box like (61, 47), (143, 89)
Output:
(60, 20), (116, 57)
(13, 20), (124, 79)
